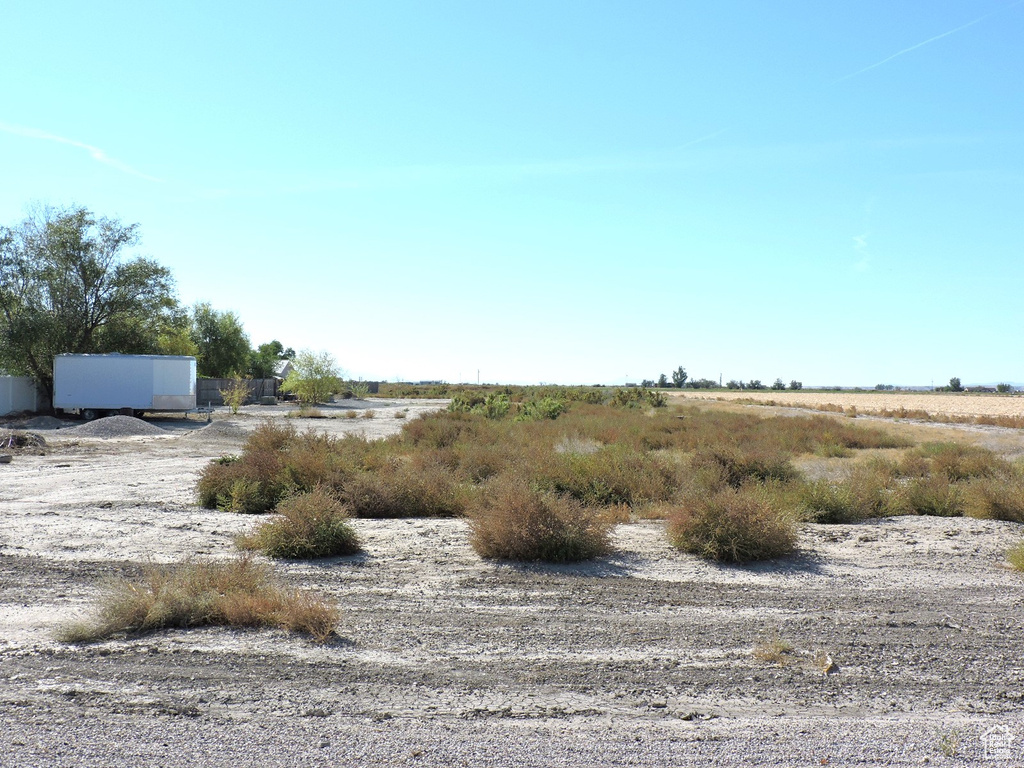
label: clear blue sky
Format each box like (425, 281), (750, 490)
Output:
(2, 1), (1021, 386)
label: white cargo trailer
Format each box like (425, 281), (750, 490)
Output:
(53, 354), (197, 420)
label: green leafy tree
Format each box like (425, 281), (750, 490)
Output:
(771, 378), (786, 390)
(657, 373), (668, 388)
(0, 205), (177, 399)
(190, 302), (251, 378)
(789, 380), (803, 390)
(671, 366), (688, 388)
(949, 377), (963, 392)
(281, 350), (341, 404)
(248, 340), (291, 379)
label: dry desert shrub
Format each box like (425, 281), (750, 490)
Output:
(278, 430), (354, 491)
(534, 443), (678, 507)
(963, 475), (1024, 523)
(469, 476), (612, 562)
(753, 634), (795, 665)
(454, 441), (510, 483)
(1007, 541), (1024, 572)
(894, 451), (931, 478)
(667, 484), (797, 563)
(196, 455), (285, 514)
(689, 443), (798, 488)
(58, 556), (340, 644)
(799, 460), (902, 523)
(901, 475), (965, 517)
(402, 410), (474, 447)
(342, 462), (465, 518)
(198, 425), (375, 513)
(237, 487), (361, 559)
(917, 442), (1010, 481)
(286, 407), (325, 419)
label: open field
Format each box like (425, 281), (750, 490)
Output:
(1, 398), (1023, 766)
(671, 389), (1024, 421)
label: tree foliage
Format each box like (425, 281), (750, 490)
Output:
(248, 339), (293, 379)
(0, 206), (177, 397)
(671, 366), (688, 388)
(190, 302), (251, 378)
(281, 350), (341, 404)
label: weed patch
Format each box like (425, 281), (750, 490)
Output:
(1007, 541), (1024, 572)
(902, 475), (965, 517)
(667, 484), (797, 563)
(237, 487), (361, 559)
(469, 476), (612, 562)
(58, 557), (339, 644)
(964, 475), (1024, 523)
(753, 635), (795, 665)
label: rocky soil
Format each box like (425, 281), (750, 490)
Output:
(1, 399), (1023, 767)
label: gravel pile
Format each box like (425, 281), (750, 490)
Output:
(60, 415), (168, 438)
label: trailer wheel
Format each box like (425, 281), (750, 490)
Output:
(81, 409), (98, 421)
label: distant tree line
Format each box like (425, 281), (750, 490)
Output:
(639, 367), (802, 391)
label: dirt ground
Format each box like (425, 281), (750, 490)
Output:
(670, 389), (1024, 421)
(1, 398), (1023, 767)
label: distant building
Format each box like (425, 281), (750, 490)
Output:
(274, 359), (294, 380)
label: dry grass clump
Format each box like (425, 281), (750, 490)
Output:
(915, 442), (1010, 481)
(196, 421), (297, 513)
(343, 462), (466, 518)
(753, 634), (795, 665)
(799, 459), (902, 523)
(962, 475), (1024, 523)
(902, 475), (965, 517)
(197, 425), (372, 514)
(799, 444), (1024, 523)
(286, 407), (326, 419)
(536, 444), (678, 507)
(1007, 541), (1024, 572)
(402, 411), (475, 447)
(690, 444), (798, 487)
(196, 456), (285, 514)
(667, 484), (797, 563)
(237, 487), (361, 559)
(469, 476), (612, 562)
(58, 556), (339, 644)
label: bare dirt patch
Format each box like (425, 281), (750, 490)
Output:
(670, 389), (1024, 420)
(1, 398), (1023, 766)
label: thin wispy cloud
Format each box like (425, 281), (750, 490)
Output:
(0, 120), (162, 182)
(851, 198), (874, 272)
(832, 0), (1024, 84)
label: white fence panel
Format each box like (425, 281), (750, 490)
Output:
(0, 377), (40, 416)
